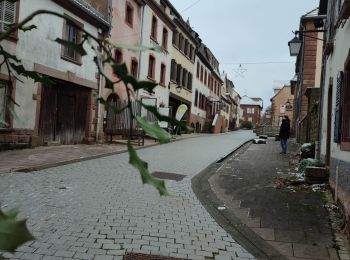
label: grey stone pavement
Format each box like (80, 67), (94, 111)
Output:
(0, 130), (255, 260)
(208, 138), (339, 260)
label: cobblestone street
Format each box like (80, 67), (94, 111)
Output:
(0, 131), (255, 260)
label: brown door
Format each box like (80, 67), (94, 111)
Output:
(39, 81), (89, 145)
(56, 93), (76, 144)
(326, 85), (333, 166)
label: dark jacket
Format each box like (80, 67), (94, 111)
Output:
(279, 118), (290, 139)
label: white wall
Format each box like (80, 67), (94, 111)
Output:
(138, 5), (172, 108)
(320, 18), (350, 163)
(191, 56), (210, 119)
(14, 0), (99, 129)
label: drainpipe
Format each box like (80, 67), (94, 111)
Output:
(136, 3), (145, 101)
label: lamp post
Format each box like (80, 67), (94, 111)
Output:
(168, 82), (182, 93)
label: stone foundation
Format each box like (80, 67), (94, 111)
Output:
(0, 128), (35, 150)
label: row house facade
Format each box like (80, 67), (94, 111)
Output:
(318, 0), (350, 235)
(224, 76), (241, 130)
(99, 0), (145, 140)
(240, 96), (263, 127)
(0, 0), (110, 149)
(270, 85), (294, 128)
(291, 8), (324, 143)
(168, 7), (198, 125)
(137, 0), (174, 109)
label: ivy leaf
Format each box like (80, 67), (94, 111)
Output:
(140, 104), (187, 129)
(9, 63), (55, 85)
(1, 49), (21, 63)
(54, 38), (87, 56)
(128, 141), (168, 196)
(133, 81), (158, 94)
(111, 43), (163, 53)
(136, 116), (171, 143)
(0, 209), (34, 252)
(19, 25), (37, 32)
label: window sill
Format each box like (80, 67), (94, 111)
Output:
(125, 20), (133, 29)
(61, 55), (82, 66)
(147, 76), (156, 82)
(150, 36), (158, 45)
(1, 33), (18, 43)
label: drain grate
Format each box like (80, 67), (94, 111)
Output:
(123, 253), (186, 260)
(152, 171), (186, 181)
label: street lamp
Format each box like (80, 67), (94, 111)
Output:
(286, 99), (293, 111)
(288, 36), (302, 56)
(288, 30), (325, 57)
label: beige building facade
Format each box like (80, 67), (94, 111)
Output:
(270, 85), (294, 128)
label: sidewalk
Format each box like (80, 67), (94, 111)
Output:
(193, 138), (347, 260)
(0, 134), (202, 174)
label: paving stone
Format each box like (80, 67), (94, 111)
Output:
(292, 243), (330, 260)
(0, 132), (256, 260)
(251, 228), (275, 241)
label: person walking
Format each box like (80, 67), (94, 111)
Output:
(279, 116), (290, 154)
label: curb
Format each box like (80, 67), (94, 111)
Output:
(191, 139), (288, 260)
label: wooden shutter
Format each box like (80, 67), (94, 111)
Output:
(170, 59), (176, 81)
(176, 64), (182, 85)
(334, 71), (344, 143)
(188, 73), (193, 90)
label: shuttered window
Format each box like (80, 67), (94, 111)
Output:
(194, 90), (198, 107)
(170, 59), (177, 81)
(188, 73), (193, 90)
(0, 0), (16, 32)
(343, 68), (350, 143)
(334, 71), (344, 143)
(176, 64), (182, 85)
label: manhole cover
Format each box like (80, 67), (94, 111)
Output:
(123, 253), (186, 260)
(152, 171), (186, 181)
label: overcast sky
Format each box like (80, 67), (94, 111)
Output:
(169, 0), (319, 110)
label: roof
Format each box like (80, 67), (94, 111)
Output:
(53, 0), (110, 31)
(70, 0), (109, 26)
(240, 95), (262, 107)
(300, 7), (326, 22)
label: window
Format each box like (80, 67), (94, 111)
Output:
(115, 49), (123, 64)
(173, 30), (179, 46)
(176, 64), (182, 84)
(170, 59), (177, 81)
(182, 69), (188, 87)
(195, 90), (198, 107)
(189, 45), (194, 61)
(188, 73), (193, 90)
(247, 108), (255, 114)
(125, 3), (134, 27)
(148, 55), (155, 79)
(184, 39), (188, 56)
(62, 19), (82, 62)
(151, 16), (157, 40)
(204, 71), (207, 85)
(178, 34), (183, 50)
(130, 59), (138, 78)
(200, 66), (203, 82)
(162, 27), (168, 50)
(342, 55), (350, 149)
(160, 1), (166, 11)
(0, 81), (8, 127)
(0, 0), (16, 32)
(196, 62), (200, 78)
(160, 64), (166, 86)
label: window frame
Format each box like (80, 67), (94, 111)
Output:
(125, 2), (134, 28)
(150, 15), (158, 42)
(61, 15), (83, 65)
(160, 63), (166, 86)
(130, 58), (138, 78)
(147, 54), (156, 80)
(162, 27), (168, 51)
(115, 48), (123, 64)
